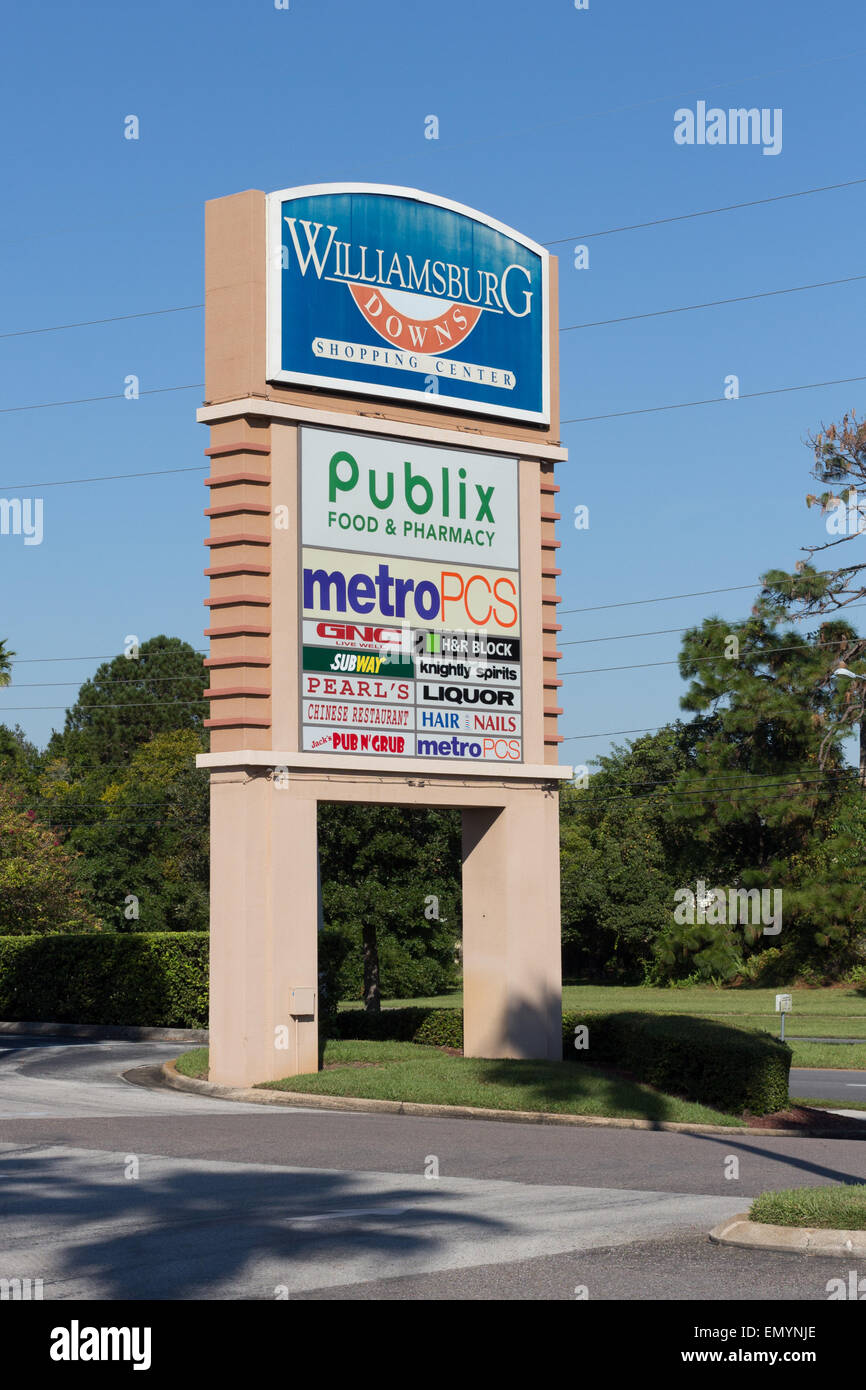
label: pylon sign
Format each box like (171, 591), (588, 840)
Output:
(266, 183), (550, 424)
(200, 181), (569, 1087)
(299, 426), (523, 765)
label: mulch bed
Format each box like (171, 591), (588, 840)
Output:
(742, 1105), (865, 1132)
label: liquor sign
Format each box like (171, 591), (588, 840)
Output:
(267, 183), (550, 424)
(299, 426), (523, 764)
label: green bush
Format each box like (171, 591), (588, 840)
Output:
(332, 1006), (463, 1049)
(562, 1009), (791, 1115)
(323, 924), (458, 1004)
(0, 933), (208, 1028)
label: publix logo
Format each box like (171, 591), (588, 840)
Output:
(267, 184), (549, 424)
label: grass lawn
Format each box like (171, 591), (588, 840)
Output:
(178, 1039), (742, 1124)
(338, 984), (866, 1066)
(750, 1185), (866, 1229)
(176, 1047), (208, 1079)
(790, 1096), (866, 1111)
(786, 1041), (866, 1069)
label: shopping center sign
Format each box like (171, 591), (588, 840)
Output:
(267, 183), (550, 424)
(200, 181), (569, 1086)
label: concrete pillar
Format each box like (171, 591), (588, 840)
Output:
(208, 770), (319, 1086)
(461, 788), (562, 1061)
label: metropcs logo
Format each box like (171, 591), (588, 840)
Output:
(267, 184), (549, 423)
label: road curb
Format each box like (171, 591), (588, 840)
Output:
(157, 1062), (866, 1135)
(0, 1021), (209, 1044)
(709, 1213), (866, 1257)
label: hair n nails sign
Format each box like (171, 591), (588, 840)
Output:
(266, 183), (550, 424)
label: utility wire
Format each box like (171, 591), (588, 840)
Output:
(0, 466), (209, 488)
(8, 652), (207, 664)
(0, 383), (203, 416)
(4, 266), (864, 343)
(559, 635), (859, 678)
(559, 578), (801, 615)
(0, 305), (204, 340)
(562, 373), (866, 424)
(1, 371), (862, 486)
(560, 272), (866, 332)
(546, 175), (866, 244)
(559, 604), (866, 646)
(0, 702), (206, 711)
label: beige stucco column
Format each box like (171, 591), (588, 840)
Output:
(208, 769), (319, 1086)
(462, 787), (562, 1061)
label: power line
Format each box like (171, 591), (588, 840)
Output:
(560, 604), (866, 646)
(1, 49), (861, 254)
(0, 465), (209, 489)
(561, 720), (865, 742)
(7, 652), (207, 664)
(1, 370), (862, 488)
(560, 580), (790, 615)
(3, 265), (863, 347)
(545, 175), (866, 244)
(0, 383), (203, 416)
(561, 623), (702, 647)
(560, 634), (859, 678)
(562, 373), (866, 425)
(573, 775), (839, 803)
(559, 272), (866, 332)
(0, 702), (206, 711)
(6, 675), (205, 689)
(0, 305), (204, 341)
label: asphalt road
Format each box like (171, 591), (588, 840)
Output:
(790, 1066), (866, 1103)
(2, 1035), (866, 1301)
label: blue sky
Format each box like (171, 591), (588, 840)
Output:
(1, 0), (864, 767)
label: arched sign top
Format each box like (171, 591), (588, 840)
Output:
(266, 183), (551, 425)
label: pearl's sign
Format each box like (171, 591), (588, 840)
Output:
(267, 184), (549, 424)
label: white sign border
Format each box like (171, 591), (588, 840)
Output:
(266, 182), (551, 426)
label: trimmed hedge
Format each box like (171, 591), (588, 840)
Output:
(562, 1009), (791, 1115)
(0, 933), (209, 1029)
(332, 1006), (463, 1049)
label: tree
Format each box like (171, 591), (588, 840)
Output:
(317, 803), (461, 1008)
(41, 729), (209, 932)
(0, 782), (97, 933)
(48, 636), (207, 778)
(560, 724), (702, 982)
(558, 613), (866, 985)
(0, 723), (41, 796)
(0, 639), (14, 687)
(761, 410), (866, 620)
(655, 613), (861, 979)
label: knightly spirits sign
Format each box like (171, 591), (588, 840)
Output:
(267, 183), (550, 424)
(299, 427), (523, 763)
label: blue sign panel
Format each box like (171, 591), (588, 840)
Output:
(266, 184), (549, 424)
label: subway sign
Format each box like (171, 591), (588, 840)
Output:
(299, 426), (524, 764)
(267, 183), (550, 424)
